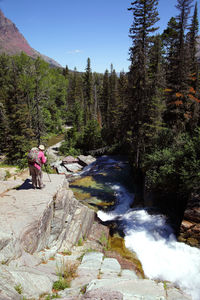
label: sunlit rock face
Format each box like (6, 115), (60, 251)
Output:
(0, 9), (61, 67)
(179, 195), (200, 248)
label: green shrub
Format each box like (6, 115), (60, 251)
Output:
(52, 277), (70, 290)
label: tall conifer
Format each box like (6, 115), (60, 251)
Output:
(83, 58), (93, 124)
(164, 0), (194, 133)
(128, 0), (159, 168)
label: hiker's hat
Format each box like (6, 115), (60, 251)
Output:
(39, 145), (45, 151)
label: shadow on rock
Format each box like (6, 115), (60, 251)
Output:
(16, 179), (33, 190)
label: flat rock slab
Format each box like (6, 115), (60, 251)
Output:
(0, 174), (66, 262)
(101, 257), (121, 277)
(78, 155), (96, 166)
(62, 156), (79, 164)
(86, 278), (166, 300)
(85, 278), (191, 300)
(64, 163), (83, 173)
(80, 252), (104, 270)
(0, 180), (24, 194)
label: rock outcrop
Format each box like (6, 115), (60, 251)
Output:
(0, 173), (95, 299)
(179, 194), (200, 248)
(50, 154), (96, 176)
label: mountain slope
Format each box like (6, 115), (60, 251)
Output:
(0, 9), (62, 68)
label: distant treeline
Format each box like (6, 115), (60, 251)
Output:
(1, 0), (200, 205)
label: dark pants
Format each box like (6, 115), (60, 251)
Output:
(29, 164), (44, 188)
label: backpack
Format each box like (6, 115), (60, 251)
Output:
(27, 147), (41, 166)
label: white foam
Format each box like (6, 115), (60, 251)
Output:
(98, 192), (200, 300)
(97, 184), (134, 221)
(124, 210), (200, 300)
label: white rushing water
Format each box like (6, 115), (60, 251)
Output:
(97, 183), (200, 300)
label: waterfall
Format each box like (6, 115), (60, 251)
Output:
(98, 183), (200, 300)
(71, 155), (200, 300)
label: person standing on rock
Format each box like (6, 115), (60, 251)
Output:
(28, 145), (47, 189)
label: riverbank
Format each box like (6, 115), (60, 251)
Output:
(0, 171), (192, 300)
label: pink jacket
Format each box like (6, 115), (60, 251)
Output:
(34, 150), (46, 170)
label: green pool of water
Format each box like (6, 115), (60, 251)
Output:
(69, 157), (134, 211)
(70, 175), (116, 211)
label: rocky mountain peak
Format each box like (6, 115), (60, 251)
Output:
(0, 9), (61, 67)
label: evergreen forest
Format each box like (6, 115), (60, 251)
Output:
(0, 0), (200, 209)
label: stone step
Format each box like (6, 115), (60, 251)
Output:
(63, 251), (191, 300)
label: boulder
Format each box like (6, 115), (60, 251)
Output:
(56, 164), (71, 175)
(64, 163), (83, 173)
(62, 155), (79, 164)
(78, 155), (96, 167)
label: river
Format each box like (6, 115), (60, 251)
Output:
(70, 155), (200, 300)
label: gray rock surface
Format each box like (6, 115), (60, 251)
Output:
(0, 169), (6, 180)
(59, 251), (192, 300)
(64, 163), (83, 173)
(0, 179), (23, 194)
(0, 173), (95, 300)
(78, 155), (96, 166)
(62, 156), (79, 164)
(81, 288), (123, 300)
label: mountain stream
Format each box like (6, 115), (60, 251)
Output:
(69, 155), (200, 300)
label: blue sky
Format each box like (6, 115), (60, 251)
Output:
(0, 0), (199, 73)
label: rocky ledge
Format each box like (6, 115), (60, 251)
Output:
(0, 172), (192, 300)
(0, 173), (94, 299)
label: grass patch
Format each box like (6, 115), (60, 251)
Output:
(53, 259), (79, 291)
(61, 250), (72, 256)
(99, 232), (109, 250)
(52, 278), (70, 291)
(14, 284), (23, 294)
(77, 237), (83, 246)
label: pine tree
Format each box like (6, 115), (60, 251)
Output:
(0, 102), (9, 152)
(117, 71), (129, 143)
(32, 57), (49, 145)
(164, 0), (195, 135)
(5, 54), (35, 162)
(66, 67), (84, 128)
(83, 58), (93, 124)
(108, 64), (120, 142)
(127, 0), (159, 168)
(186, 2), (199, 131)
(0, 54), (11, 152)
(93, 72), (103, 125)
(163, 0), (194, 134)
(100, 69), (110, 130)
(147, 35), (166, 138)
